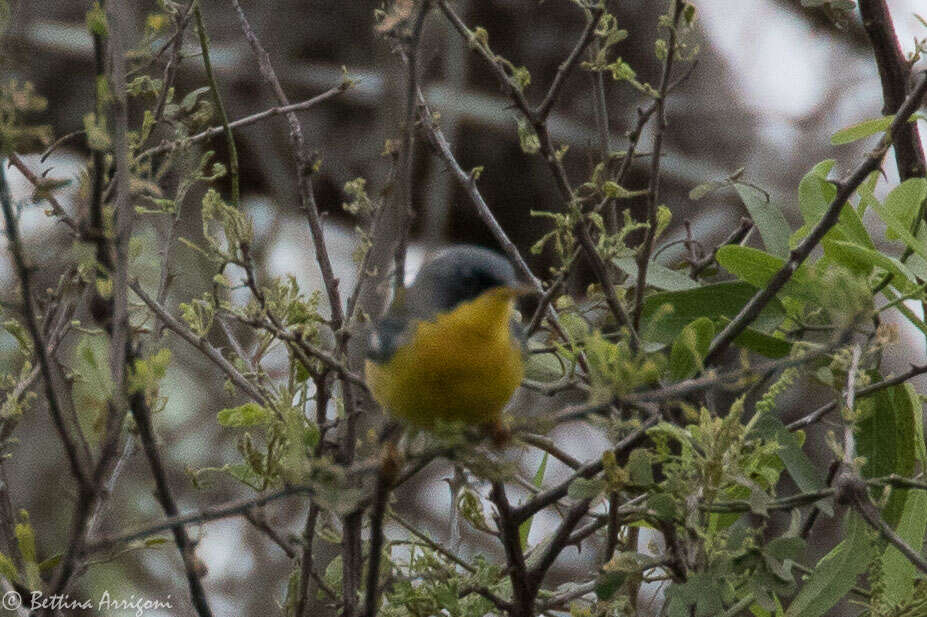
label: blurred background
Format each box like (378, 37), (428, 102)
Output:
(1, 0), (926, 615)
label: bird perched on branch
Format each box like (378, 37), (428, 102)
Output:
(365, 245), (530, 440)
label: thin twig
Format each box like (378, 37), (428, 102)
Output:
(536, 6), (605, 120)
(86, 485), (314, 553)
(137, 84), (351, 163)
(632, 0), (684, 328)
(193, 4), (239, 208)
(392, 1), (429, 292)
(130, 282), (269, 405)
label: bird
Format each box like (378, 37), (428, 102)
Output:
(364, 245), (530, 436)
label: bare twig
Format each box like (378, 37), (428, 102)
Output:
(86, 485), (314, 553)
(786, 363), (927, 432)
(137, 84), (351, 163)
(490, 481), (533, 617)
(536, 6), (605, 120)
(855, 495), (927, 575)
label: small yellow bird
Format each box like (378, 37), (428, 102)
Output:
(364, 246), (529, 434)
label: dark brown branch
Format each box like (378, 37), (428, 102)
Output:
(858, 0), (927, 180)
(854, 490), (927, 575)
(704, 70), (927, 365)
(490, 482), (533, 617)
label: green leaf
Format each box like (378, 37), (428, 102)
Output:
(751, 414), (832, 516)
(640, 282), (786, 345)
(604, 181), (648, 199)
(567, 477), (606, 500)
(906, 383), (926, 465)
(880, 489), (927, 604)
(830, 113), (924, 145)
(716, 246), (815, 300)
(797, 160), (836, 224)
(669, 317), (714, 381)
(822, 240), (917, 293)
(37, 553), (61, 571)
(595, 570), (626, 601)
(217, 403), (272, 427)
(519, 452), (548, 550)
(613, 256), (698, 291)
(880, 178), (927, 242)
(856, 382), (919, 526)
(871, 192), (927, 262)
(784, 512), (873, 617)
(666, 573), (727, 617)
(734, 184), (790, 258)
(0, 551), (19, 584)
(830, 115), (894, 145)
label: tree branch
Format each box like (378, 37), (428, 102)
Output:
(704, 70), (927, 365)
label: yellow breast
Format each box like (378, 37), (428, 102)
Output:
(365, 288), (524, 428)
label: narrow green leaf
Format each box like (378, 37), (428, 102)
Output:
(830, 115), (894, 145)
(880, 489), (927, 604)
(669, 317), (714, 381)
(881, 178), (927, 242)
(831, 113), (925, 145)
(519, 452), (548, 550)
(734, 184), (790, 258)
(797, 160), (836, 224)
(613, 256), (698, 291)
(870, 185), (927, 261)
(784, 512), (873, 617)
(718, 318), (792, 358)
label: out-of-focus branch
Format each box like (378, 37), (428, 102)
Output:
(86, 485), (315, 553)
(704, 71), (927, 365)
(0, 164), (90, 492)
(512, 413), (659, 522)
